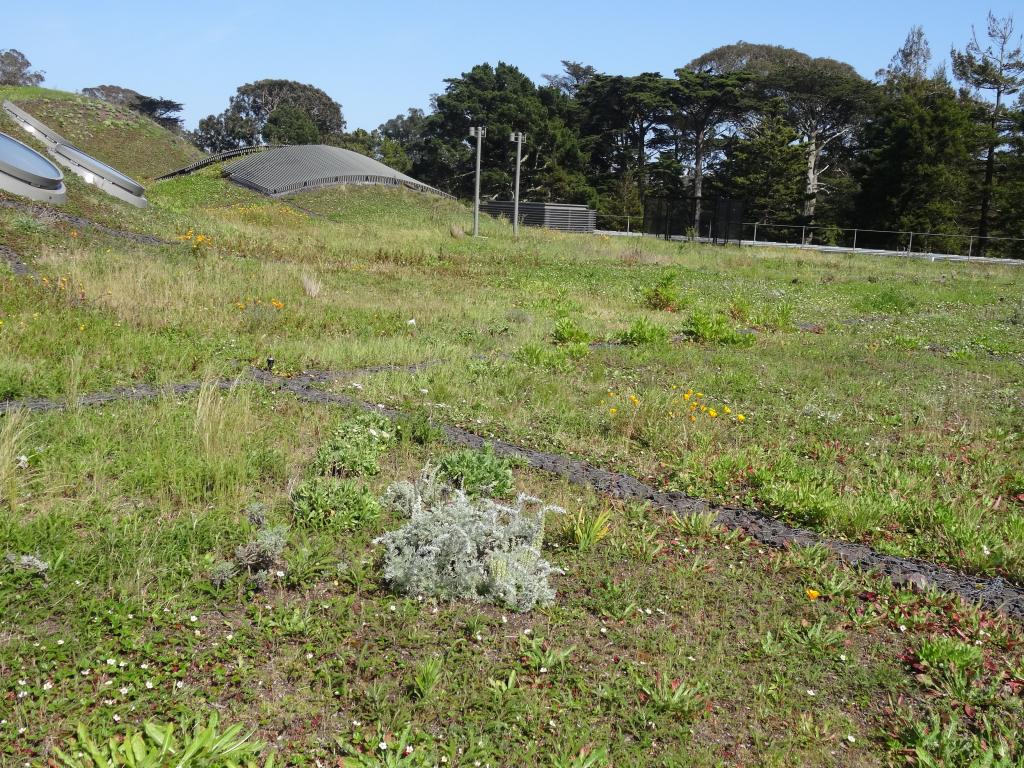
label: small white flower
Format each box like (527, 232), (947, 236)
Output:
(275, 570), (285, 578)
(17, 679), (25, 686)
(139, 663), (149, 669)
(378, 741), (388, 751)
(352, 720), (361, 727)
(899, 624), (907, 633)
(43, 681), (53, 691)
(539, 667), (548, 674)
(81, 669), (90, 676)
(175, 681), (184, 689)
(145, 681), (154, 689)
(306, 652), (313, 660)
(846, 735), (856, 744)
(189, 615), (197, 623)
(113, 714), (121, 723)
(225, 634), (233, 641)
(119, 686), (129, 695)
(16, 455), (28, 469)
(106, 658), (116, 666)
(806, 689), (817, 697)
(419, 388), (428, 395)
(839, 654), (848, 662)
(17, 690), (27, 699)
(404, 745), (414, 755)
(57, 639), (65, 646)
(407, 318), (416, 326)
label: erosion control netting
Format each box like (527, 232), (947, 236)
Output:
(2, 365), (1023, 620)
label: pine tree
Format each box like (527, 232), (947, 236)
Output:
(952, 13), (1024, 253)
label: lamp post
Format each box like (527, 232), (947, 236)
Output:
(509, 131), (524, 239)
(469, 126), (486, 236)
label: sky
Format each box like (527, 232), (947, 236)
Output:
(4, 0), (1013, 131)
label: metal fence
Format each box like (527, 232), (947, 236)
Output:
(747, 222), (1024, 261)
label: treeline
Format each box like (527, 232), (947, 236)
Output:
(188, 16), (1022, 256)
(4, 11), (1022, 256)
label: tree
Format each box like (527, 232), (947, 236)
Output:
(578, 73), (672, 203)
(0, 49), (44, 86)
(193, 79), (344, 151)
(263, 105), (320, 145)
(686, 42), (874, 228)
(854, 70), (976, 243)
(375, 109), (428, 173)
(416, 62), (591, 202)
(992, 98), (1024, 256)
(133, 97), (185, 131)
(879, 26), (932, 81)
(667, 68), (752, 231)
(713, 105), (805, 224)
(542, 60), (597, 97)
(82, 85), (184, 131)
(82, 84), (141, 106)
(952, 12), (1024, 253)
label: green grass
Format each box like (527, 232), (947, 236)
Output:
(2, 86), (1024, 766)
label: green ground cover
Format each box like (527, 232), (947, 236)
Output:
(1, 86), (1023, 766)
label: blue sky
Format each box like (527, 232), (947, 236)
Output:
(4, 0), (1012, 131)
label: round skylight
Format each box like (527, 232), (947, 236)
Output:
(0, 131), (67, 203)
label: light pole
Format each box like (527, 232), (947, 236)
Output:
(469, 126), (486, 236)
(509, 131), (524, 239)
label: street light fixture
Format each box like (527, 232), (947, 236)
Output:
(509, 132), (524, 239)
(469, 126), (486, 236)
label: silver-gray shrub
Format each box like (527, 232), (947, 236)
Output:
(374, 467), (564, 612)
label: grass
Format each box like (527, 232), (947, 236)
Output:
(1, 86), (1024, 766)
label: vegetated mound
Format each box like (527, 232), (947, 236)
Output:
(0, 86), (202, 181)
(286, 184), (471, 230)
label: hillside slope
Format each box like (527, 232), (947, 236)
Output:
(0, 86), (202, 181)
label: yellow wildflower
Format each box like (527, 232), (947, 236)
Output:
(806, 588), (821, 601)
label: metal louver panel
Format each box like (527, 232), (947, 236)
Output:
(479, 201), (596, 233)
(223, 145), (453, 199)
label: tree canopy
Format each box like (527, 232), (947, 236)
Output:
(193, 79), (344, 152)
(0, 49), (44, 87)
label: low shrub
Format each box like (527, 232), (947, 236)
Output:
(641, 273), (683, 311)
(54, 714), (268, 768)
(395, 412), (444, 445)
(291, 476), (380, 530)
(312, 412), (396, 477)
(861, 286), (916, 314)
(616, 317), (669, 346)
(375, 467), (564, 612)
(682, 310), (754, 346)
(917, 636), (983, 671)
(211, 521), (290, 592)
(552, 316), (590, 345)
(439, 444), (516, 498)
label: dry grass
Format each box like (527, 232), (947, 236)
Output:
(0, 409), (30, 508)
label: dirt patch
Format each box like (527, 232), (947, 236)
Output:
(0, 243), (33, 276)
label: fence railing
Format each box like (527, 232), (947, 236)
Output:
(747, 223), (1024, 260)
